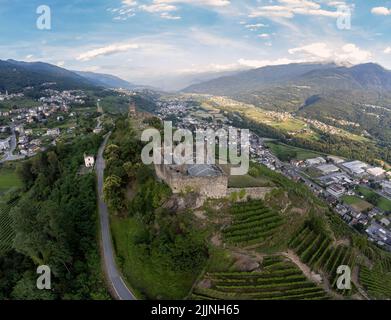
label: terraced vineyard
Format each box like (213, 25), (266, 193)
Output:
(359, 266), (391, 299)
(0, 200), (16, 255)
(191, 256), (329, 300)
(223, 201), (283, 246)
(289, 224), (356, 292)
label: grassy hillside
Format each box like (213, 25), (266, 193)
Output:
(106, 117), (391, 300)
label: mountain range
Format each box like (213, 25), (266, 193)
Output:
(183, 62), (391, 98)
(0, 59), (390, 143)
(0, 59), (95, 92)
(74, 71), (141, 90)
(0, 59), (143, 92)
(183, 62), (391, 144)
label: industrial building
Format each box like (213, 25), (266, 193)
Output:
(341, 160), (368, 176)
(317, 164), (340, 175)
(305, 157), (326, 166)
(366, 167), (386, 178)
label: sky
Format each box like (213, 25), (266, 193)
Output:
(0, 0), (390, 89)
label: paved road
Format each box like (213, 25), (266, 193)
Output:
(96, 133), (136, 300)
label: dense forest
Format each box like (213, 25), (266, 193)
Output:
(0, 133), (109, 299)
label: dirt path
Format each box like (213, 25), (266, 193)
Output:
(281, 250), (322, 284)
(281, 250), (343, 299)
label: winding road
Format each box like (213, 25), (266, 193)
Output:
(96, 133), (136, 300)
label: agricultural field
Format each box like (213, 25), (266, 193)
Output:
(0, 97), (40, 110)
(99, 95), (130, 114)
(228, 174), (273, 188)
(359, 266), (391, 299)
(222, 201), (283, 247)
(265, 141), (324, 162)
(342, 196), (373, 213)
(0, 199), (17, 256)
(289, 224), (356, 294)
(356, 186), (391, 212)
(191, 256), (329, 300)
(0, 166), (22, 195)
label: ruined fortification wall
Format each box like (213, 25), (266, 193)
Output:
(155, 164), (228, 199)
(227, 187), (273, 201)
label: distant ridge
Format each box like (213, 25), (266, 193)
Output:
(182, 62), (391, 95)
(0, 59), (96, 92)
(75, 71), (139, 90)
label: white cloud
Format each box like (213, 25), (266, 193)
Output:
(153, 0), (230, 7)
(258, 33), (270, 39)
(245, 23), (267, 31)
(160, 12), (181, 19)
(238, 57), (303, 68)
(120, 0), (230, 20)
(384, 47), (391, 54)
(371, 7), (391, 16)
(56, 61), (65, 67)
(249, 0), (348, 19)
(289, 42), (332, 59)
(76, 43), (139, 61)
(288, 42), (372, 64)
(139, 3), (177, 13)
(122, 0), (138, 6)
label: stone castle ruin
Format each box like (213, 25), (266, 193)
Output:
(155, 163), (228, 199)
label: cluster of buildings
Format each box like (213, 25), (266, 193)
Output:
(0, 90), (24, 101)
(291, 155), (391, 250)
(0, 90), (87, 161)
(151, 97), (391, 251)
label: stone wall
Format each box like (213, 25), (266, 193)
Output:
(155, 164), (228, 199)
(227, 187), (273, 201)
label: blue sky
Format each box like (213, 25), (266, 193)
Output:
(0, 0), (390, 88)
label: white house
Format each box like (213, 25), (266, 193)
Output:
(84, 154), (95, 168)
(46, 128), (60, 136)
(0, 138), (10, 150)
(367, 167), (386, 178)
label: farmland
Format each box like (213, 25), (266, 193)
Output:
(0, 199), (17, 256)
(223, 201), (283, 247)
(0, 166), (22, 195)
(191, 256), (329, 300)
(265, 141), (324, 161)
(342, 195), (374, 213)
(359, 266), (391, 299)
(356, 186), (391, 212)
(289, 223), (356, 294)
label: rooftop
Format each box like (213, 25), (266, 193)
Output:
(187, 164), (224, 177)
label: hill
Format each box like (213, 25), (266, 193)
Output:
(0, 59), (96, 92)
(183, 62), (391, 96)
(102, 117), (391, 300)
(183, 63), (391, 145)
(75, 71), (139, 90)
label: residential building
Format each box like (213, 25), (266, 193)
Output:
(326, 184), (346, 198)
(0, 138), (10, 150)
(84, 154), (95, 168)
